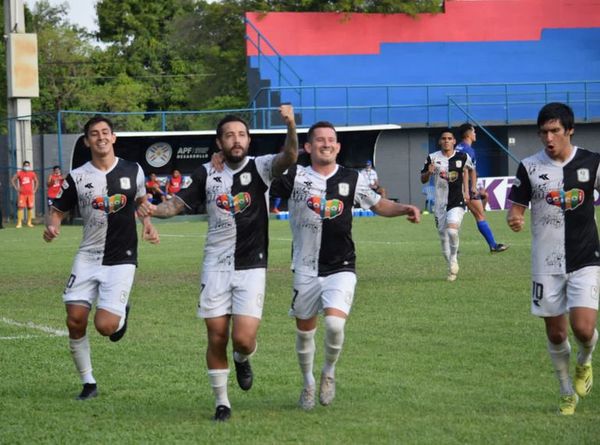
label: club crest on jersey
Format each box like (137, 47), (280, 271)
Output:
(120, 177), (131, 190)
(577, 168), (590, 183)
(92, 194), (128, 214)
(216, 192), (251, 215)
(545, 188), (584, 211)
(338, 183), (349, 196)
(307, 196), (344, 219)
(455, 160), (462, 168)
(448, 171), (459, 182)
(240, 172), (252, 186)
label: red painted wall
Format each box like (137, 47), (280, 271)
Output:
(246, 0), (600, 56)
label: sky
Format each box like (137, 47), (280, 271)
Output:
(23, 0), (99, 32)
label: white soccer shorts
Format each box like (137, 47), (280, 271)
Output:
(435, 206), (465, 232)
(63, 258), (135, 317)
(531, 266), (600, 317)
(289, 271), (357, 320)
(198, 268), (266, 319)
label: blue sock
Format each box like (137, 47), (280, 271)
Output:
(273, 197), (281, 209)
(476, 220), (497, 249)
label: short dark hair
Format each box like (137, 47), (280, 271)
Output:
(307, 121), (337, 142)
(22, 160), (30, 166)
(438, 127), (455, 139)
(83, 115), (114, 136)
(216, 115), (250, 139)
(52, 165), (60, 170)
(537, 102), (574, 131)
(457, 123), (474, 139)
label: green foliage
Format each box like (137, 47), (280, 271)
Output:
(1, 211), (599, 443)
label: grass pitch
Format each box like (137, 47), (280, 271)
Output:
(0, 211), (599, 444)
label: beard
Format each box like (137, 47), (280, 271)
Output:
(223, 145), (247, 164)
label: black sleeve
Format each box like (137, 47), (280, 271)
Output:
(176, 165), (207, 210)
(50, 174), (78, 212)
(270, 164), (297, 199)
(507, 162), (531, 206)
(420, 155), (432, 174)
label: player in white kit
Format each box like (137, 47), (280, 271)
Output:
(508, 102), (600, 415)
(271, 121), (420, 410)
(43, 116), (159, 400)
(141, 105), (298, 421)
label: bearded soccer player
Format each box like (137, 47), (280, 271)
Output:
(11, 160), (39, 228)
(270, 121), (420, 410)
(43, 116), (159, 400)
(508, 102), (599, 415)
(140, 105), (298, 421)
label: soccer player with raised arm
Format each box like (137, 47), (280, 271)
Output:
(507, 102), (599, 415)
(270, 121), (420, 410)
(43, 116), (159, 400)
(140, 105), (298, 421)
(420, 128), (473, 281)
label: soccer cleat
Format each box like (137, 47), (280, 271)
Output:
(213, 405), (231, 422)
(27, 223), (34, 228)
(558, 393), (578, 416)
(109, 305), (130, 342)
(319, 372), (336, 406)
(449, 260), (459, 275)
(234, 358), (253, 391)
(446, 273), (457, 282)
(490, 243), (509, 253)
(298, 386), (316, 411)
(15, 223), (22, 229)
(574, 363), (593, 397)
(76, 383), (98, 400)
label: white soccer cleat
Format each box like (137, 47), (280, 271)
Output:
(319, 372), (336, 406)
(299, 385), (316, 411)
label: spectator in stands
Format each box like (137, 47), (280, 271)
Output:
(11, 160), (39, 228)
(164, 169), (183, 199)
(456, 123), (508, 253)
(47, 165), (64, 207)
(359, 160), (387, 199)
(145, 173), (165, 204)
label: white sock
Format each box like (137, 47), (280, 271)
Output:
(69, 336), (95, 385)
(208, 369), (230, 408)
(576, 328), (598, 365)
(447, 227), (459, 262)
(296, 328), (316, 388)
(439, 230), (450, 262)
(548, 339), (574, 395)
(233, 344), (257, 363)
(323, 316), (346, 377)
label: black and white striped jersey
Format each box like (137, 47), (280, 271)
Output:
(509, 146), (600, 274)
(271, 164), (380, 277)
(421, 150), (473, 217)
(177, 155), (275, 271)
(52, 158), (146, 266)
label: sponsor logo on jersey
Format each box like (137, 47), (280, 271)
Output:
(240, 172), (252, 186)
(338, 183), (349, 196)
(307, 196), (344, 219)
(545, 188), (584, 210)
(92, 194), (128, 214)
(62, 181), (69, 190)
(216, 192), (251, 215)
(577, 168), (590, 183)
(120, 177), (131, 190)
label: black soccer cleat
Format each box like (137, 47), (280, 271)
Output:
(76, 383), (98, 400)
(109, 304), (130, 342)
(490, 243), (509, 253)
(234, 358), (253, 391)
(213, 405), (231, 422)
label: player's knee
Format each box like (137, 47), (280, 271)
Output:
(66, 315), (87, 336)
(571, 321), (596, 343)
(447, 227), (459, 242)
(324, 315), (346, 339)
(231, 332), (256, 354)
(95, 318), (119, 336)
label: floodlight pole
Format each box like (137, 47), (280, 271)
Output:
(4, 0), (39, 218)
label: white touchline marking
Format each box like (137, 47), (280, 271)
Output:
(0, 317), (68, 337)
(0, 335), (44, 340)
